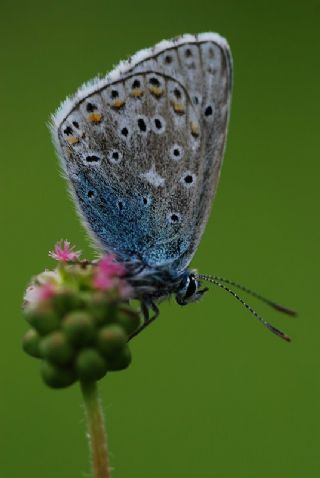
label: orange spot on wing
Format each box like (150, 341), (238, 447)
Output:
(66, 136), (79, 145)
(191, 122), (200, 137)
(130, 88), (143, 97)
(149, 86), (163, 97)
(172, 102), (185, 114)
(87, 112), (103, 123)
(112, 99), (125, 109)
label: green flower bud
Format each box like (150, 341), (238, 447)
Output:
(88, 296), (118, 327)
(61, 262), (94, 291)
(107, 345), (132, 371)
(25, 308), (60, 336)
(116, 306), (141, 336)
(63, 311), (96, 347)
(76, 349), (107, 381)
(22, 329), (42, 358)
(51, 291), (84, 318)
(41, 361), (77, 388)
(40, 331), (74, 365)
(97, 324), (127, 358)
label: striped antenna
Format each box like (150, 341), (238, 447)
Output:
(196, 275), (296, 316)
(195, 275), (293, 342)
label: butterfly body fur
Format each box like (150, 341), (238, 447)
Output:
(51, 33), (232, 304)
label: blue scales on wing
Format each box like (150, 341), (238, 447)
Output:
(52, 34), (232, 274)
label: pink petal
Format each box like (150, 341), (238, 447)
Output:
(49, 240), (81, 262)
(38, 283), (56, 301)
(92, 254), (128, 292)
(24, 283), (56, 307)
(92, 274), (114, 291)
(98, 255), (126, 276)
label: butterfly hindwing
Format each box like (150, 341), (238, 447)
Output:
(52, 33), (232, 271)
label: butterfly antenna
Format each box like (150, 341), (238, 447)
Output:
(196, 274), (296, 317)
(195, 275), (291, 342)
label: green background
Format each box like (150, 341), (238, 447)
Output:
(1, 0), (318, 476)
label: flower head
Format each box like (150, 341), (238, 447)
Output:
(93, 254), (129, 296)
(22, 241), (140, 389)
(49, 240), (81, 262)
(24, 282), (56, 306)
(24, 269), (62, 309)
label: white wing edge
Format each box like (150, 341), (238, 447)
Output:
(49, 32), (231, 177)
(48, 32), (231, 257)
(50, 32), (230, 130)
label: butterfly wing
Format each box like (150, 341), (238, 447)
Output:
(51, 33), (232, 272)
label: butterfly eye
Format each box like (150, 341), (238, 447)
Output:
(185, 275), (197, 298)
(176, 274), (204, 306)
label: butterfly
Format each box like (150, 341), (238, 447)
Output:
(51, 32), (295, 341)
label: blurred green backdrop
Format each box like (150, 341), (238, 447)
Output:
(1, 0), (319, 477)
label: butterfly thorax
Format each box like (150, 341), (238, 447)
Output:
(125, 262), (207, 305)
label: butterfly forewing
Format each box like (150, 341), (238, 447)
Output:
(52, 33), (232, 272)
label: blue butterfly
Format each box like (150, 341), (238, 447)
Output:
(51, 33), (294, 341)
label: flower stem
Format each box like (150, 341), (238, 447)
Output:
(81, 380), (111, 478)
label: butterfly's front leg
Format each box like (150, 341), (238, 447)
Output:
(128, 301), (159, 341)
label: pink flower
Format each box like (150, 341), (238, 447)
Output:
(93, 254), (128, 294)
(49, 240), (81, 262)
(24, 283), (56, 307)
(98, 255), (126, 277)
(38, 283), (56, 301)
(93, 273), (114, 291)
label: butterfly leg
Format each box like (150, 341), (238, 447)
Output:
(128, 301), (159, 341)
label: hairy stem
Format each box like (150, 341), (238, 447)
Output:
(81, 380), (111, 478)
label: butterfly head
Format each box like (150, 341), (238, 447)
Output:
(175, 272), (208, 306)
